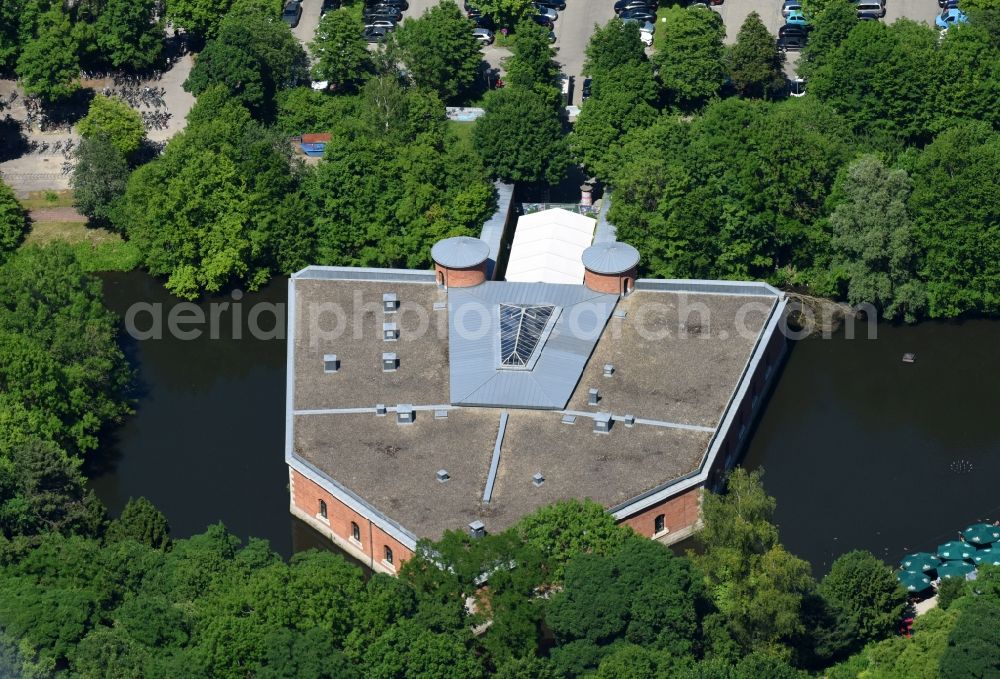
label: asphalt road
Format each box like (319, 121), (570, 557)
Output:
(553, 0), (617, 105)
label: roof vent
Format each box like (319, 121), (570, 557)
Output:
(594, 412), (612, 434)
(434, 409), (448, 419)
(469, 520), (485, 538)
(396, 404), (414, 425)
(603, 363), (614, 377)
(436, 469), (450, 483)
(383, 322), (398, 341)
(588, 388), (600, 406)
(323, 354), (339, 373)
(376, 404), (387, 416)
(433, 302), (447, 311)
(383, 292), (398, 313)
(624, 413), (636, 427)
(532, 472), (545, 487)
(382, 352), (398, 372)
(561, 414), (576, 425)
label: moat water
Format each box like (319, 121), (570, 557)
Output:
(90, 271), (1000, 571)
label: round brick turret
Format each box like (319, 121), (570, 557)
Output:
(431, 237), (490, 288)
(582, 242), (640, 296)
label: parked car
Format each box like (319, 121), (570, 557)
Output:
(621, 17), (655, 32)
(778, 23), (808, 50)
(364, 25), (390, 41)
(321, 0), (338, 15)
(936, 7), (968, 26)
(473, 27), (494, 44)
(472, 14), (495, 29)
(365, 18), (396, 29)
(534, 5), (558, 20)
(367, 0), (408, 9)
(620, 8), (655, 22)
(614, 0), (654, 13)
(536, 0), (566, 10)
(581, 77), (592, 101)
(467, 6), (483, 18)
(281, 0), (302, 27)
(786, 10), (809, 25)
(532, 14), (553, 27)
(789, 77), (806, 97)
(364, 6), (403, 20)
(781, 0), (803, 17)
(548, 29), (557, 42)
(855, 1), (886, 17)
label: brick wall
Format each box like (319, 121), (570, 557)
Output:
(583, 267), (637, 295)
(620, 484), (702, 544)
(289, 468), (414, 574)
(435, 263), (486, 288)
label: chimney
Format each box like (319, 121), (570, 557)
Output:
(396, 404), (414, 425)
(603, 363), (614, 377)
(593, 412), (612, 434)
(588, 388), (599, 406)
(383, 292), (398, 313)
(624, 413), (636, 427)
(382, 352), (398, 372)
(323, 354), (339, 373)
(436, 469), (450, 483)
(376, 404), (387, 416)
(469, 520), (485, 538)
(383, 322), (398, 341)
(532, 472), (545, 487)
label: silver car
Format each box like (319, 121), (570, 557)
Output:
(473, 27), (494, 45)
(534, 4), (558, 20)
(781, 0), (802, 18)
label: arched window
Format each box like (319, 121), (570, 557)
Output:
(654, 514), (665, 534)
(318, 499), (328, 519)
(437, 270), (445, 287)
(351, 521), (361, 542)
(384, 546), (393, 565)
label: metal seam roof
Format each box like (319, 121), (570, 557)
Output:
(581, 241), (641, 275)
(431, 236), (491, 269)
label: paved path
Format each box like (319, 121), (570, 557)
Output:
(293, 0), (325, 64)
(29, 207), (87, 222)
(148, 55), (196, 142)
(555, 0), (617, 105)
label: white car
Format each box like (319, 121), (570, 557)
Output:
(473, 27), (494, 45)
(534, 4), (558, 20)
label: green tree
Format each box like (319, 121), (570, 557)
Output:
(105, 497), (171, 549)
(468, 0), (533, 30)
(0, 439), (107, 538)
(653, 7), (726, 110)
(0, 246), (132, 456)
(0, 180), (27, 260)
(504, 19), (560, 89)
(572, 61), (658, 179)
(819, 551), (906, 651)
(939, 598), (1000, 678)
(184, 4), (307, 119)
(827, 155), (926, 321)
(473, 86), (569, 183)
(71, 136), (131, 227)
(309, 12), (372, 92)
(728, 12), (785, 99)
(77, 95), (146, 157)
(908, 122), (1000, 317)
(798, 0), (858, 78)
(584, 18), (647, 76)
(94, 0), (164, 70)
(932, 24), (1000, 133)
(166, 0), (236, 41)
(0, 0), (24, 71)
(116, 96), (313, 297)
(16, 7), (79, 102)
(809, 19), (938, 144)
(394, 1), (483, 102)
(513, 498), (633, 580)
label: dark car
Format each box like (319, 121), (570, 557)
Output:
(581, 77), (592, 101)
(778, 23), (808, 50)
(535, 0), (567, 10)
(467, 6), (483, 18)
(363, 25), (390, 42)
(364, 6), (403, 20)
(532, 14), (553, 27)
(321, 0), (338, 13)
(281, 0), (302, 27)
(366, 0), (408, 9)
(619, 8), (656, 22)
(472, 13), (495, 29)
(614, 0), (653, 13)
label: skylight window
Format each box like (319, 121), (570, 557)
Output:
(499, 304), (555, 368)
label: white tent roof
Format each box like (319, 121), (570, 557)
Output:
(504, 208), (596, 285)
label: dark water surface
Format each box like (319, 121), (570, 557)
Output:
(744, 319), (1000, 574)
(90, 271), (1000, 569)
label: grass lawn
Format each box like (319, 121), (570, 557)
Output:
(447, 120), (476, 150)
(25, 221), (120, 246)
(18, 189), (75, 210)
(23, 216), (142, 272)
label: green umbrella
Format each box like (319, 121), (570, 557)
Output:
(938, 541), (974, 561)
(962, 523), (1000, 546)
(897, 570), (932, 592)
(937, 560), (976, 579)
(972, 547), (1000, 567)
(900, 552), (940, 573)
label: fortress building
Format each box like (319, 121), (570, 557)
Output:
(285, 214), (787, 574)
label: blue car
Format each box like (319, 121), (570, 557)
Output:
(936, 7), (968, 28)
(785, 9), (809, 25)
